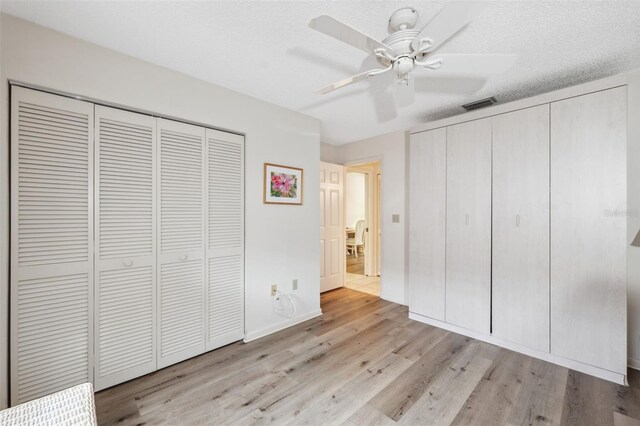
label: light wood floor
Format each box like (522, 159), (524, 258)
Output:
(95, 288), (640, 426)
(346, 252), (364, 274)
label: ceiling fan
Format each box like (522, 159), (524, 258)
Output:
(309, 2), (517, 96)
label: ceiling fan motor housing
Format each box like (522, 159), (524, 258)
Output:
(378, 8), (423, 67)
(379, 30), (421, 62)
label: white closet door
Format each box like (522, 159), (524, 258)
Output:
(206, 129), (245, 351)
(409, 128), (446, 321)
(320, 162), (344, 293)
(492, 105), (550, 351)
(94, 106), (156, 390)
(10, 87), (94, 404)
(550, 87), (627, 373)
(157, 119), (206, 368)
(445, 118), (492, 333)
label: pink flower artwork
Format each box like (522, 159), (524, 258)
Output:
(270, 172), (297, 198)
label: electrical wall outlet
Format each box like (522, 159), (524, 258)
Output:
(271, 284), (277, 297)
(292, 279), (298, 290)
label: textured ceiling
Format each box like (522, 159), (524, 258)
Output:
(3, 0), (640, 145)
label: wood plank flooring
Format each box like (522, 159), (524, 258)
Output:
(346, 252), (364, 274)
(95, 288), (640, 426)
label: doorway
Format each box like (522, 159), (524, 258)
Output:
(344, 162), (381, 296)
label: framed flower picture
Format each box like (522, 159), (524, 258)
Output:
(264, 163), (303, 205)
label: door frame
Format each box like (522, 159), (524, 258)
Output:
(344, 159), (382, 278)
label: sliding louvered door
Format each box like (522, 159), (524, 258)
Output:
(10, 87), (94, 404)
(94, 106), (156, 390)
(206, 129), (245, 350)
(157, 119), (206, 368)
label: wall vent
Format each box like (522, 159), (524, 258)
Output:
(462, 97), (497, 111)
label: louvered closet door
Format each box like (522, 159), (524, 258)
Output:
(94, 106), (156, 390)
(206, 129), (245, 351)
(10, 87), (94, 404)
(157, 119), (206, 368)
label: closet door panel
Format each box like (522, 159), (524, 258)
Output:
(10, 87), (94, 404)
(206, 129), (245, 350)
(445, 118), (492, 333)
(492, 105), (550, 351)
(157, 119), (206, 368)
(409, 128), (446, 321)
(551, 87), (627, 373)
(94, 106), (156, 390)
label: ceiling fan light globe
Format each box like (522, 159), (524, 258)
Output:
(394, 56), (415, 77)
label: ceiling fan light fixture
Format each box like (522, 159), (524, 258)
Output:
(394, 56), (415, 77)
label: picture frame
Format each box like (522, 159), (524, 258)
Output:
(263, 163), (304, 205)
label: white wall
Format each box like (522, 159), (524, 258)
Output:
(628, 70), (640, 369)
(0, 13), (321, 407)
(330, 131), (408, 305)
(320, 142), (339, 164)
(345, 172), (366, 229)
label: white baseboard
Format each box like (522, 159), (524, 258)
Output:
(409, 311), (627, 385)
(244, 309), (323, 343)
(629, 358), (640, 371)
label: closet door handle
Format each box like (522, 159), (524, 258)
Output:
(465, 214), (470, 226)
(516, 214), (521, 227)
(179, 254), (188, 261)
(123, 260), (133, 267)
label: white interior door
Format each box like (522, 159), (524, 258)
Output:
(157, 118), (206, 368)
(94, 106), (156, 390)
(320, 162), (344, 292)
(550, 87), (627, 373)
(445, 118), (492, 333)
(10, 87), (94, 404)
(205, 128), (245, 351)
(492, 105), (550, 351)
(409, 128), (447, 321)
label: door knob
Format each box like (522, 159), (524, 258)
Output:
(179, 254), (188, 261)
(123, 260), (133, 267)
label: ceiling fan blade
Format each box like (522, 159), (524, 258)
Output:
(414, 75), (487, 94)
(310, 15), (392, 55)
(395, 79), (415, 107)
(373, 91), (398, 123)
(422, 54), (518, 75)
(366, 70), (398, 122)
(317, 67), (391, 95)
(410, 2), (487, 53)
